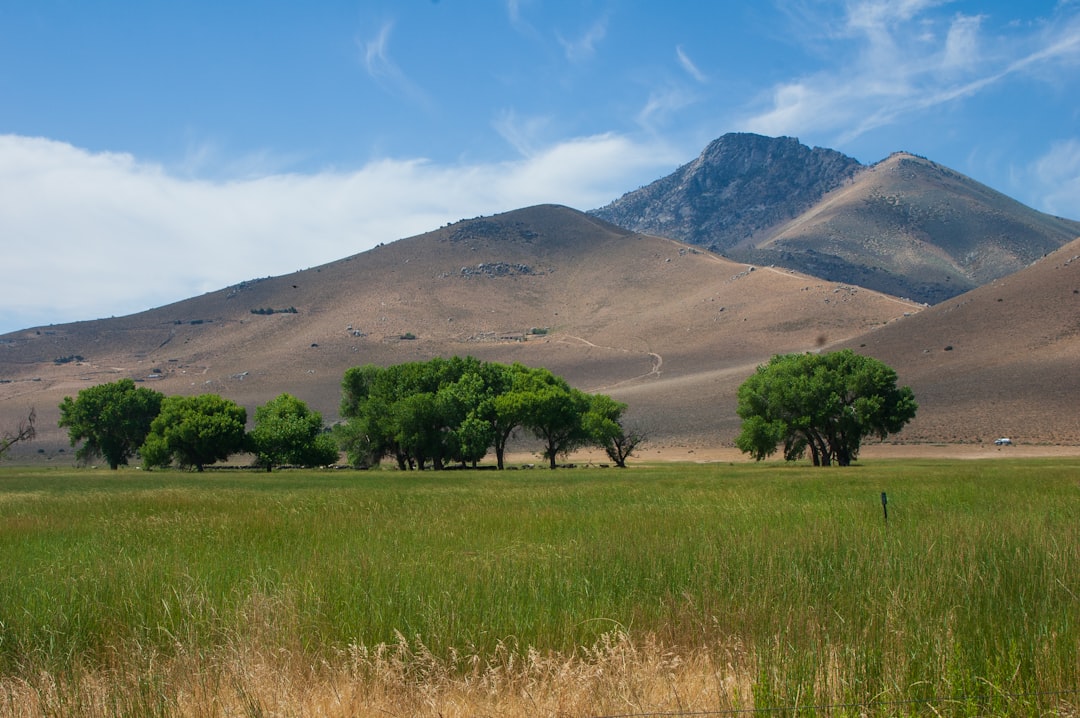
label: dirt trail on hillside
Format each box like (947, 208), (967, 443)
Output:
(556, 334), (663, 390)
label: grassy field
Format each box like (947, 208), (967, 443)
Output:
(0, 459), (1077, 716)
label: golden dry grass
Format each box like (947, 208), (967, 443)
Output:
(0, 633), (762, 717)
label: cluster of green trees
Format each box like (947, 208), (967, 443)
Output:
(58, 379), (336, 471)
(56, 359), (643, 472)
(735, 349), (917, 466)
(336, 357), (642, 470)
(56, 350), (914, 472)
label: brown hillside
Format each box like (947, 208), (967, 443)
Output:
(843, 236), (1080, 446)
(742, 152), (1080, 304)
(0, 205), (921, 461)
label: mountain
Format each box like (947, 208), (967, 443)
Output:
(592, 134), (1080, 304)
(0, 205), (922, 459)
(590, 133), (862, 251)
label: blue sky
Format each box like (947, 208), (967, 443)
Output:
(2, 1), (1079, 334)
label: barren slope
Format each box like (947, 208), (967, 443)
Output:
(0, 205), (921, 460)
(842, 236), (1080, 446)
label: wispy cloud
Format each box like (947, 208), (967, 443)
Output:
(0, 133), (682, 333)
(740, 1), (1080, 144)
(637, 86), (699, 132)
(942, 13), (983, 73)
(676, 45), (708, 83)
(506, 0), (532, 27)
(359, 20), (433, 109)
(1026, 139), (1080, 218)
(492, 109), (552, 156)
(557, 15), (608, 62)
(506, 0), (523, 25)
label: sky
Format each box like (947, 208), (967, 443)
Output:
(2, 1), (1079, 335)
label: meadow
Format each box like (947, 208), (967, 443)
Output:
(0, 459), (1077, 716)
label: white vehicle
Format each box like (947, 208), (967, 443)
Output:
(994, 437), (1013, 446)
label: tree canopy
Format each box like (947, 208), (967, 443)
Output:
(249, 393), (339, 471)
(583, 394), (643, 468)
(58, 379), (164, 469)
(140, 394), (248, 471)
(44, 357), (641, 473)
(338, 357), (638, 469)
(735, 350), (917, 466)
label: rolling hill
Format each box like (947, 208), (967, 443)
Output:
(592, 134), (1080, 305)
(840, 236), (1080, 446)
(0, 205), (923, 460)
(4, 194), (1079, 464)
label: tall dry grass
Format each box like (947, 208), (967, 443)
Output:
(1, 632), (760, 717)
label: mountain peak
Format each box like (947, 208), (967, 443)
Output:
(591, 134), (863, 249)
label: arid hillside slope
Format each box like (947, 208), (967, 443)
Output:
(0, 205), (921, 460)
(842, 236), (1080, 446)
(744, 152), (1080, 304)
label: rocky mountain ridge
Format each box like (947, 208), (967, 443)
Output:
(592, 133), (862, 251)
(592, 134), (1080, 304)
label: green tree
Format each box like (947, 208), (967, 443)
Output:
(340, 357), (494, 470)
(249, 393), (338, 471)
(486, 363), (533, 470)
(735, 350), (917, 466)
(338, 364), (394, 468)
(583, 394), (643, 468)
(392, 390), (444, 470)
(58, 379), (164, 469)
(517, 367), (592, 469)
(141, 394), (247, 471)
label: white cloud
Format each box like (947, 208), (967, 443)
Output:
(0, 133), (682, 334)
(359, 21), (433, 110)
(492, 109), (552, 157)
(676, 45), (708, 83)
(557, 15), (608, 62)
(636, 86), (700, 132)
(506, 0), (523, 25)
(1027, 139), (1080, 219)
(942, 14), (983, 72)
(740, 2), (1080, 144)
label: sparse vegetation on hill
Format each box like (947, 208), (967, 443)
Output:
(52, 354), (84, 365)
(250, 306), (298, 315)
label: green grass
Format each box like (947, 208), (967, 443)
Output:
(1, 459), (1078, 714)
